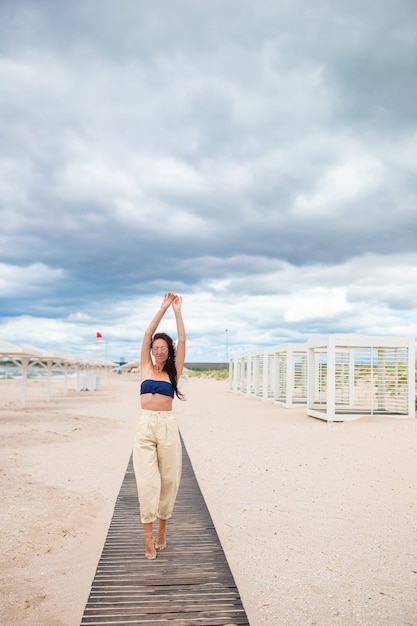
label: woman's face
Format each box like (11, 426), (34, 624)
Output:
(151, 339), (169, 367)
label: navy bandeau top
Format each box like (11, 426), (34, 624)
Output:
(140, 379), (174, 398)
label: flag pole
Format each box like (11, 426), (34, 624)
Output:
(95, 332), (108, 360)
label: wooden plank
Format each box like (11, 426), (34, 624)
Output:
(81, 441), (249, 625)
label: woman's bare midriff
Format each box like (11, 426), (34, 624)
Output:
(140, 393), (173, 412)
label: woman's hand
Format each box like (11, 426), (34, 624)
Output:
(161, 292), (176, 310)
(172, 294), (182, 313)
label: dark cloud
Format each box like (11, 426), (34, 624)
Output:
(0, 0), (416, 360)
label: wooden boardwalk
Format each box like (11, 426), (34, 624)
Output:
(81, 442), (249, 625)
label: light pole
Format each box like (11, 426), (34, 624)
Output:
(225, 329), (229, 364)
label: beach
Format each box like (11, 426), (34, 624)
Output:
(1, 373), (416, 626)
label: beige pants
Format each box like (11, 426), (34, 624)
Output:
(133, 409), (182, 524)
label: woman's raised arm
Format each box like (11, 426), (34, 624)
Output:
(172, 295), (186, 376)
(140, 292), (176, 368)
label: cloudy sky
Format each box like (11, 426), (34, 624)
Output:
(1, 0), (416, 364)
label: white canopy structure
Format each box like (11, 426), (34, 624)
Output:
(229, 335), (416, 421)
(229, 343), (308, 407)
(0, 340), (116, 407)
(307, 335), (415, 421)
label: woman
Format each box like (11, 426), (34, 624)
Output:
(133, 292), (186, 560)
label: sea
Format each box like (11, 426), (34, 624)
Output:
(0, 365), (71, 380)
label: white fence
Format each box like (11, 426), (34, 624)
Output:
(229, 335), (416, 420)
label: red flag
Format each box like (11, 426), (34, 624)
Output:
(96, 332), (103, 338)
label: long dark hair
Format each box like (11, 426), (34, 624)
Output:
(151, 332), (185, 400)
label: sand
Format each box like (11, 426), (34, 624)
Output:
(0, 373), (416, 626)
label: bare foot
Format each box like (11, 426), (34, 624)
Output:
(145, 533), (157, 560)
(156, 519), (167, 550)
(155, 533), (166, 550)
